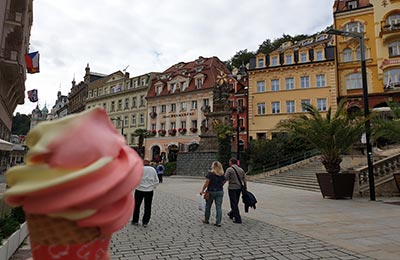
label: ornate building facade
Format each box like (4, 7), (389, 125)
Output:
(333, 0), (400, 108)
(248, 34), (337, 140)
(145, 56), (231, 161)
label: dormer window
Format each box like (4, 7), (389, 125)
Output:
(141, 78), (147, 86)
(271, 56), (278, 66)
(300, 52), (307, 63)
(196, 78), (203, 89)
(257, 58), (264, 68)
(156, 85), (163, 95)
(301, 39), (314, 46)
(171, 83), (177, 93)
(195, 66), (203, 73)
(315, 50), (323, 61)
(175, 62), (185, 68)
(347, 0), (358, 10)
(316, 34), (328, 42)
(196, 57), (205, 64)
(286, 54), (293, 65)
(181, 81), (187, 91)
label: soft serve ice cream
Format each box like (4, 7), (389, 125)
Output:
(4, 107), (143, 260)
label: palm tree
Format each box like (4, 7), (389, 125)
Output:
(278, 100), (364, 174)
(371, 102), (400, 143)
(133, 128), (149, 158)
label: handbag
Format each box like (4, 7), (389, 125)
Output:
(232, 166), (257, 212)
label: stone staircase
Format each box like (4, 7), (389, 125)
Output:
(249, 158), (324, 192)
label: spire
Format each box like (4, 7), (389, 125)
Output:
(84, 63), (91, 84)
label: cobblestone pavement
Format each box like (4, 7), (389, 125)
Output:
(110, 191), (373, 260)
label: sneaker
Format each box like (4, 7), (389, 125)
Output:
(233, 220), (242, 224)
(214, 224), (221, 227)
(227, 213), (233, 219)
(131, 222), (138, 226)
(202, 220), (209, 224)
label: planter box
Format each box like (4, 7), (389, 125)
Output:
(0, 222), (29, 260)
(316, 172), (355, 199)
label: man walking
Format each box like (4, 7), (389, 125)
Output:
(132, 158), (159, 227)
(225, 158), (246, 224)
(156, 162), (165, 183)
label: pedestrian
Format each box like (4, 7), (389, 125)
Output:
(132, 158), (159, 227)
(225, 158), (246, 224)
(156, 162), (165, 183)
(200, 161), (225, 227)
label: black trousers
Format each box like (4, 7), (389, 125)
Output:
(157, 174), (163, 183)
(132, 190), (154, 225)
(228, 189), (242, 223)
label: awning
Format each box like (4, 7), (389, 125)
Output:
(0, 139), (13, 151)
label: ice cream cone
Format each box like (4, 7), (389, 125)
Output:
(26, 214), (111, 260)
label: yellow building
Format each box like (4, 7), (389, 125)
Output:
(333, 0), (400, 108)
(248, 35), (337, 140)
(86, 69), (158, 150)
(145, 56), (231, 161)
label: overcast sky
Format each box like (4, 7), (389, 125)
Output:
(15, 0), (333, 115)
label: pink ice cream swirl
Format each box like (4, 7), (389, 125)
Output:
(5, 107), (143, 235)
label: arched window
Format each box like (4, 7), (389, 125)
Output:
(346, 73), (362, 90)
(355, 47), (361, 60)
(389, 41), (400, 57)
(342, 48), (353, 62)
(343, 22), (365, 33)
(384, 68), (400, 87)
(386, 13), (400, 26)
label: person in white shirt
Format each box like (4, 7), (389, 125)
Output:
(132, 158), (159, 227)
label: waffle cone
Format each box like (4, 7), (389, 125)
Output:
(26, 214), (111, 260)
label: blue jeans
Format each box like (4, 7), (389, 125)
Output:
(205, 190), (224, 225)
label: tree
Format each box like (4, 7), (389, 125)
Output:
(133, 128), (149, 158)
(371, 102), (400, 143)
(12, 113), (31, 135)
(225, 49), (255, 71)
(278, 100), (364, 174)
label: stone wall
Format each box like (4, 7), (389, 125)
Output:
(176, 151), (218, 177)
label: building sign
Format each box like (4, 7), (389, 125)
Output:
(163, 112), (195, 118)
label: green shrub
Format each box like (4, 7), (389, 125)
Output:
(164, 162), (176, 176)
(11, 207), (25, 224)
(1, 216), (19, 238)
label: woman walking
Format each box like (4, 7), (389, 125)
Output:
(200, 161), (225, 227)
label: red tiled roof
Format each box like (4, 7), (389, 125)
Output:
(334, 0), (372, 13)
(146, 56), (231, 99)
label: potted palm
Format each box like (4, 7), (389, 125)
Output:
(278, 100), (364, 199)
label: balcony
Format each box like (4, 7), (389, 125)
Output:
(380, 21), (400, 42)
(5, 9), (23, 26)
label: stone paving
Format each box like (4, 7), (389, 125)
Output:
(109, 192), (372, 260)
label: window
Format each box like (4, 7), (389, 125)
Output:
(142, 78), (147, 86)
(300, 52), (307, 63)
(181, 102), (187, 111)
(196, 78), (203, 89)
(151, 106), (157, 113)
(271, 79), (280, 91)
(181, 81), (187, 91)
(286, 101), (295, 113)
(384, 68), (400, 87)
(317, 99), (327, 111)
(271, 56), (278, 66)
(257, 103), (266, 115)
(387, 14), (400, 28)
(171, 83), (177, 93)
(88, 90), (92, 98)
(140, 95), (145, 107)
(93, 89), (97, 97)
(124, 116), (128, 127)
(181, 121), (186, 129)
(315, 50), (323, 61)
(346, 73), (362, 89)
(389, 41), (400, 57)
(151, 123), (156, 131)
(316, 74), (326, 87)
(132, 97), (137, 108)
(355, 47), (361, 60)
(286, 54), (293, 65)
(343, 22), (364, 33)
(300, 76), (310, 88)
(125, 98), (129, 109)
(99, 88), (102, 96)
(118, 100), (122, 110)
(285, 77), (294, 90)
(157, 86), (163, 95)
(130, 134), (135, 145)
(161, 105), (166, 113)
(191, 100), (198, 109)
(342, 48), (353, 62)
(170, 122), (176, 129)
(258, 58), (264, 68)
(131, 114), (136, 126)
(347, 0), (358, 9)
(203, 98), (209, 106)
(103, 103), (106, 109)
(192, 120), (197, 128)
(272, 102), (280, 114)
(171, 103), (176, 112)
(140, 114), (144, 125)
(257, 81), (266, 92)
(111, 101), (115, 112)
(161, 123), (165, 130)
(301, 99), (311, 112)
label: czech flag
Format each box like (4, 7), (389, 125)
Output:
(24, 51), (40, 74)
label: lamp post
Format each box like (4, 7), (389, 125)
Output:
(236, 100), (240, 162)
(327, 28), (376, 201)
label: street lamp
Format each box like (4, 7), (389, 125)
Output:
(111, 117), (124, 136)
(327, 28), (376, 201)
